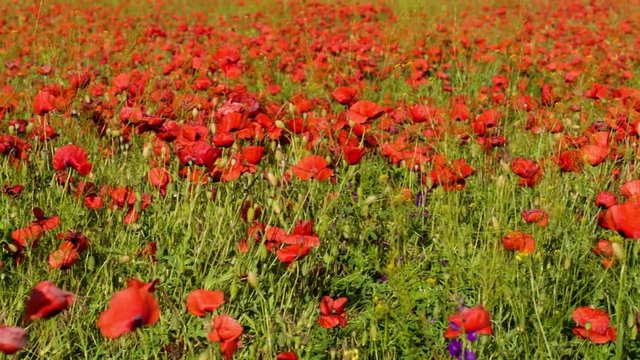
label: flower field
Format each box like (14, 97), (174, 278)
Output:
(1, 0), (640, 358)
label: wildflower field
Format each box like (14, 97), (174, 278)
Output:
(1, 0), (640, 358)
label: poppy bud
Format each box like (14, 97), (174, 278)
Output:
(246, 207), (255, 223)
(275, 120), (286, 129)
(8, 126), (15, 135)
(25, 122), (34, 133)
(119, 255), (130, 264)
(275, 149), (283, 162)
(191, 108), (198, 119)
(364, 195), (377, 205)
(612, 242), (624, 260)
(370, 322), (378, 341)
(229, 282), (238, 300)
(247, 271), (258, 288)
(491, 216), (500, 230)
(266, 172), (278, 187)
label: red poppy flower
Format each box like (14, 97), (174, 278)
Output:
(291, 155), (333, 181)
(510, 157), (542, 187)
(572, 307), (616, 344)
(208, 315), (243, 360)
(598, 200), (640, 239)
(276, 243), (313, 265)
(346, 100), (384, 124)
(502, 231), (536, 255)
(0, 325), (27, 355)
(343, 145), (366, 165)
(318, 296), (348, 329)
(24, 281), (75, 321)
(186, 289), (225, 317)
(555, 150), (583, 173)
(48, 247), (80, 269)
(581, 145), (609, 166)
(11, 224), (44, 249)
(595, 191), (617, 209)
(97, 279), (160, 339)
(242, 146), (265, 165)
(2, 184), (24, 197)
(33, 90), (56, 116)
(148, 167), (171, 197)
(444, 305), (492, 338)
(277, 352), (298, 360)
(521, 209), (549, 227)
(331, 87), (357, 105)
(52, 144), (92, 176)
(591, 240), (615, 268)
(620, 180), (640, 200)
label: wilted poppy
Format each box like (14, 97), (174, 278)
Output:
(97, 279), (160, 339)
(186, 289), (225, 317)
(24, 281), (75, 321)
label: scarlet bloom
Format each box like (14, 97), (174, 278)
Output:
(598, 200), (640, 239)
(595, 191), (618, 209)
(521, 209), (549, 227)
(591, 240), (616, 268)
(444, 305), (492, 338)
(291, 155), (333, 181)
(343, 145), (366, 165)
(0, 325), (28, 355)
(510, 157), (543, 187)
(33, 90), (56, 116)
(277, 352), (298, 360)
(502, 231), (536, 255)
(346, 100), (384, 124)
(97, 279), (160, 339)
(242, 146), (265, 165)
(48, 246), (80, 269)
(318, 296), (348, 329)
(52, 144), (92, 176)
(24, 281), (75, 321)
(186, 289), (225, 317)
(331, 87), (357, 105)
(148, 167), (171, 197)
(572, 307), (616, 344)
(620, 179), (640, 200)
(208, 315), (243, 360)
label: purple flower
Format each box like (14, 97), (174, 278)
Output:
(466, 331), (478, 342)
(463, 349), (477, 360)
(447, 339), (463, 358)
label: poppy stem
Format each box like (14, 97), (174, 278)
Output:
(614, 243), (627, 360)
(528, 263), (552, 357)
